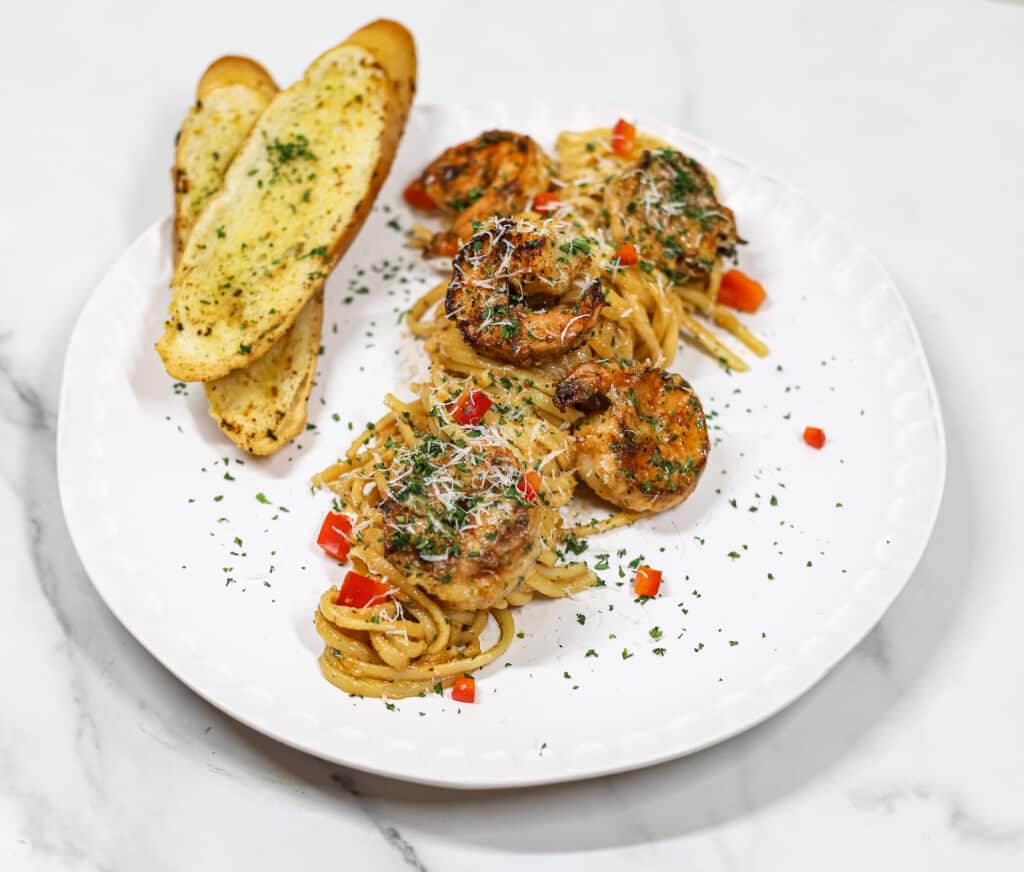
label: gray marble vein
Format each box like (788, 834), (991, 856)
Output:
(851, 785), (1024, 848)
(330, 773), (431, 871)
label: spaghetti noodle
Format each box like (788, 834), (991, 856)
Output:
(556, 126), (768, 370)
(313, 373), (597, 698)
(313, 122), (752, 699)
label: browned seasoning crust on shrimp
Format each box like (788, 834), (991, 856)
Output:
(555, 360), (709, 513)
(417, 130), (553, 257)
(378, 433), (541, 610)
(603, 148), (740, 288)
(445, 216), (606, 366)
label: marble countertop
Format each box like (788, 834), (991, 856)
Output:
(3, 1), (1023, 868)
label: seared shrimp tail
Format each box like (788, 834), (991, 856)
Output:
(556, 360), (709, 513)
(414, 130), (553, 258)
(445, 216), (607, 366)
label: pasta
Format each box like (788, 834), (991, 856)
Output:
(313, 122), (764, 699)
(313, 375), (597, 698)
(556, 126), (768, 370)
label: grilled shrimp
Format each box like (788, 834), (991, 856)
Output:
(603, 148), (739, 287)
(555, 360), (709, 513)
(445, 216), (606, 366)
(416, 130), (552, 258)
(379, 433), (541, 610)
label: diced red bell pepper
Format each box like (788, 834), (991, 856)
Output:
(317, 511), (352, 561)
(634, 565), (662, 597)
(717, 269), (767, 313)
(452, 388), (493, 426)
(610, 119), (636, 156)
(532, 191), (562, 214)
(452, 676), (476, 703)
(615, 242), (639, 266)
(335, 570), (392, 608)
(516, 470), (542, 502)
(803, 426), (826, 449)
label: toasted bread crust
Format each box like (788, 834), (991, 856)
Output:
(343, 19), (417, 126)
(197, 55), (278, 102)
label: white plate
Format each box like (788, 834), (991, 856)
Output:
(58, 103), (945, 788)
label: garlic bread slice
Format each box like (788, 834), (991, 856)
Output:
(171, 56), (320, 452)
(170, 56), (325, 454)
(205, 290), (324, 454)
(173, 56), (277, 266)
(157, 19), (417, 382)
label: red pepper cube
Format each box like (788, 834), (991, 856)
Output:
(452, 676), (476, 703)
(803, 426), (826, 449)
(718, 269), (767, 314)
(610, 118), (636, 156)
(516, 470), (541, 502)
(615, 242), (639, 266)
(634, 565), (662, 597)
(532, 191), (562, 214)
(335, 570), (392, 608)
(317, 511), (352, 561)
(452, 388), (493, 426)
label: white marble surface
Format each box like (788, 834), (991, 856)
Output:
(2, 0), (1023, 868)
